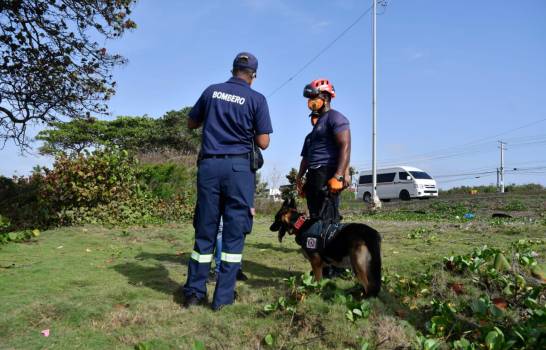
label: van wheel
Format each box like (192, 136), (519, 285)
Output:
(399, 190), (411, 201)
(363, 192), (372, 203)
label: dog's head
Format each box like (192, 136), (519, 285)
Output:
(270, 197), (297, 242)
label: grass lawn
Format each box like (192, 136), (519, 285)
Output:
(1, 195), (545, 349)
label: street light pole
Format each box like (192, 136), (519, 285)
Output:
(499, 141), (506, 193)
(371, 0), (381, 208)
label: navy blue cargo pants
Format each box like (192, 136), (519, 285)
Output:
(183, 156), (254, 309)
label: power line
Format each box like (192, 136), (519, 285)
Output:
(352, 117), (546, 169)
(438, 173), (496, 184)
(435, 170), (497, 179)
(267, 4), (374, 98)
(352, 132), (546, 169)
(434, 165), (546, 179)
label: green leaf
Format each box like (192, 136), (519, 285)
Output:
(423, 338), (441, 350)
(470, 298), (488, 315)
(7, 232), (19, 241)
(493, 253), (510, 271)
(134, 342), (152, 350)
(452, 338), (472, 350)
(485, 328), (504, 350)
(264, 334), (274, 346)
(345, 310), (354, 322)
(263, 303), (277, 312)
(191, 340), (205, 350)
(489, 304), (504, 318)
(352, 308), (363, 317)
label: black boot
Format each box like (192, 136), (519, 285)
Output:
(182, 294), (206, 309)
(236, 269), (248, 281)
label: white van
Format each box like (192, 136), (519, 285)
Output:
(357, 166), (438, 202)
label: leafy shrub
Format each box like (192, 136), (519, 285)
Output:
(0, 229), (40, 245)
(138, 162), (196, 201)
(505, 183), (545, 193)
(385, 240), (546, 349)
(441, 183), (545, 195)
(0, 148), (195, 230)
(429, 201), (469, 217)
(41, 149), (141, 212)
(498, 199), (527, 211)
(0, 173), (50, 230)
(0, 215), (10, 232)
(43, 149), (195, 226)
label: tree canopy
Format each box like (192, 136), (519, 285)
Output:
(0, 0), (137, 148)
(36, 108), (201, 157)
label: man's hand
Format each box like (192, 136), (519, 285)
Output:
(327, 176), (344, 193)
(343, 169), (351, 189)
(296, 176), (305, 198)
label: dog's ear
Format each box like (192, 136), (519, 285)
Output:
(270, 220), (281, 232)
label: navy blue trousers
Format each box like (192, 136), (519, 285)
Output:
(183, 157), (254, 309)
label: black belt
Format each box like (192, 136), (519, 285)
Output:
(201, 153), (249, 159)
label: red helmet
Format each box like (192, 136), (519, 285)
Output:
(303, 78), (336, 99)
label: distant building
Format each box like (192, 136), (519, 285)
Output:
(268, 188), (282, 201)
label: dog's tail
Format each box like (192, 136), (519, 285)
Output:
(362, 226), (382, 297)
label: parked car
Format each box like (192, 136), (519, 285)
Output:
(357, 166), (438, 202)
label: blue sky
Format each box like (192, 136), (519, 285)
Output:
(2, 0), (546, 189)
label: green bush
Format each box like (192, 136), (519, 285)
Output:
(0, 215), (10, 232)
(499, 199), (528, 211)
(0, 148), (196, 231)
(0, 229), (40, 245)
(441, 183), (545, 195)
(139, 162), (197, 201)
(42, 149), (195, 226)
(56, 195), (193, 227)
(505, 183), (545, 193)
(428, 201), (469, 217)
(41, 149), (141, 211)
(0, 173), (50, 230)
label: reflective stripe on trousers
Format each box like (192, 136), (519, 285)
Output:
(191, 250), (213, 263)
(220, 252), (242, 263)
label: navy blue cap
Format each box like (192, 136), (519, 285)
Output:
(233, 52), (258, 72)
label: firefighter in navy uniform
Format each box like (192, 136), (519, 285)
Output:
(183, 52), (273, 310)
(296, 79), (351, 277)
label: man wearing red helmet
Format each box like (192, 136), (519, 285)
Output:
(296, 78), (351, 220)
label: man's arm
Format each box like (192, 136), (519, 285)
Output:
(297, 158), (309, 180)
(255, 133), (270, 150)
(296, 158), (309, 197)
(334, 129), (351, 179)
(187, 89), (207, 129)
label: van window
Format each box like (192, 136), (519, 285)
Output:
(377, 172), (395, 183)
(359, 175), (372, 184)
(410, 171), (432, 180)
(399, 172), (411, 181)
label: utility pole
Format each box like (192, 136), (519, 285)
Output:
(371, 0), (381, 208)
(498, 141), (506, 193)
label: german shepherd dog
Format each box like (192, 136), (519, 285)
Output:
(270, 198), (382, 297)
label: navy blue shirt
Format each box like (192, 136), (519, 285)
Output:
(300, 109), (350, 167)
(189, 77), (273, 155)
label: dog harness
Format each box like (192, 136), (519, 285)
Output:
(291, 214), (345, 254)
